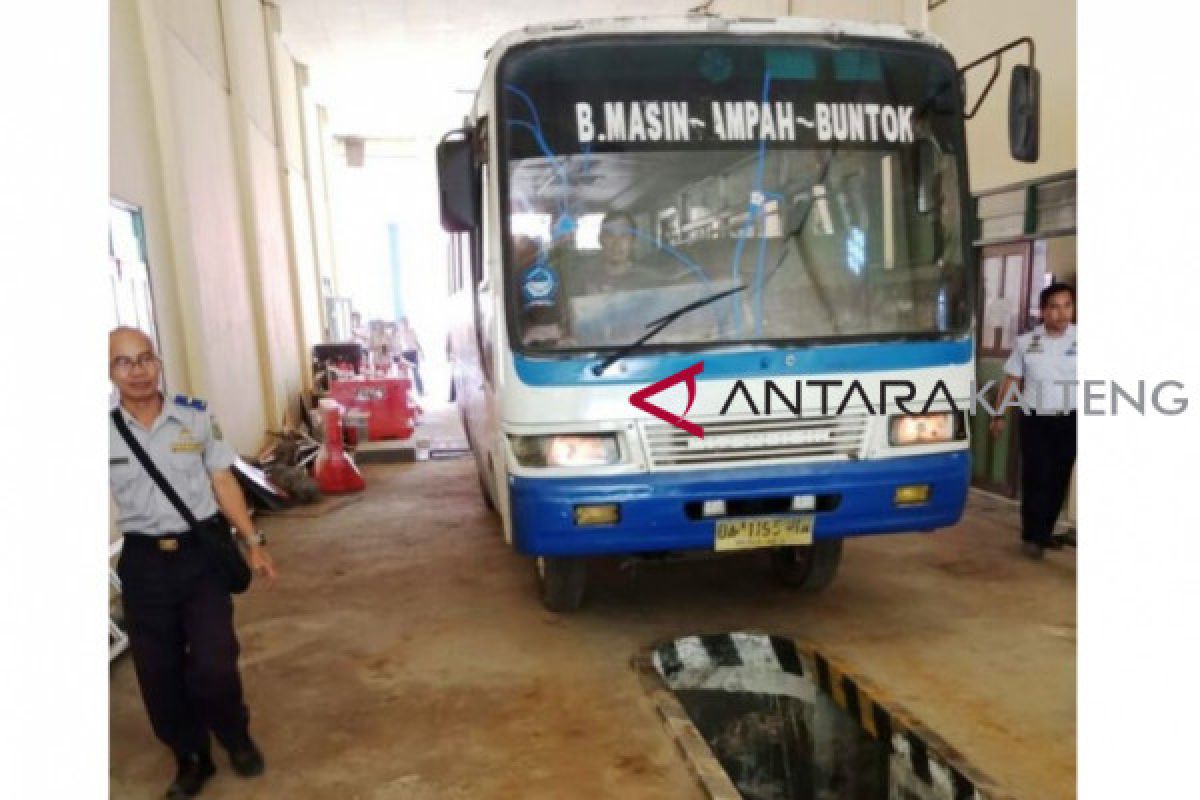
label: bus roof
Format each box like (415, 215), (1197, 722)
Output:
(496, 15), (942, 51)
(471, 15), (946, 118)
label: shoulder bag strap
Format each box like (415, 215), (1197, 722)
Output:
(110, 408), (199, 530)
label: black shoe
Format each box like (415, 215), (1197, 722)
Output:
(165, 752), (215, 799)
(1050, 532), (1075, 549)
(1021, 541), (1045, 560)
(227, 737), (265, 778)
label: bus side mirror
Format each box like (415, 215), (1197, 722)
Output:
(959, 37), (1038, 163)
(1008, 64), (1040, 162)
(437, 129), (479, 232)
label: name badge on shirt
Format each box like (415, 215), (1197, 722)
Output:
(1026, 334), (1044, 354)
(171, 431), (204, 453)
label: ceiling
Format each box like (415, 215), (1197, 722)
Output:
(276, 0), (802, 140)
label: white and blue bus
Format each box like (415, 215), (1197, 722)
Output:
(439, 16), (1038, 610)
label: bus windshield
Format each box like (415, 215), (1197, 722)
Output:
(499, 38), (968, 354)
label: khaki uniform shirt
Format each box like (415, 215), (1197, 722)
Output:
(109, 395), (237, 535)
(1003, 323), (1078, 413)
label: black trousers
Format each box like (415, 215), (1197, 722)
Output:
(118, 533), (250, 758)
(1017, 413), (1077, 544)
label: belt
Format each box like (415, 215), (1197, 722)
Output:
(122, 514), (218, 552)
(122, 533), (198, 553)
(1030, 410), (1077, 417)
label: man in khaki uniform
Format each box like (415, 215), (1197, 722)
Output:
(109, 327), (277, 798)
(990, 284), (1077, 560)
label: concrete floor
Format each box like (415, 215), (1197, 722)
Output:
(111, 410), (1075, 799)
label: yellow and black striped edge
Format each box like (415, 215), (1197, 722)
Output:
(801, 639), (1014, 800)
(634, 633), (1017, 800)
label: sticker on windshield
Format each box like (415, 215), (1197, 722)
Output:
(521, 264), (559, 308)
(575, 101), (914, 145)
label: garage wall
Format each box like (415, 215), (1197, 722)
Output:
(222, 0), (306, 423)
(159, 1), (270, 450)
(111, 0), (320, 453)
(302, 96), (341, 306)
(267, 10), (327, 364)
(930, 0), (1076, 192)
(110, 0), (189, 395)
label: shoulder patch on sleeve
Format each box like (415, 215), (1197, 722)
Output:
(209, 415), (224, 440)
(173, 394), (207, 411)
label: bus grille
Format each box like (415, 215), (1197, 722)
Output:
(641, 413), (869, 468)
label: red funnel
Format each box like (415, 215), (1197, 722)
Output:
(313, 403), (365, 493)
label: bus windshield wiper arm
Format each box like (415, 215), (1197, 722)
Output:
(591, 284), (746, 376)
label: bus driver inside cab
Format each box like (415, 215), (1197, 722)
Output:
(516, 209), (697, 349)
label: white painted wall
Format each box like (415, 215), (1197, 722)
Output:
(267, 18), (327, 367)
(221, 0), (306, 426)
(309, 105), (342, 301)
(111, 0), (322, 452)
(161, 2), (271, 448)
(110, 0), (188, 394)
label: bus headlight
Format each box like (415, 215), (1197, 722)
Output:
(888, 412), (965, 446)
(510, 434), (622, 467)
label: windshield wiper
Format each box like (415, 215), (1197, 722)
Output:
(591, 284), (747, 376)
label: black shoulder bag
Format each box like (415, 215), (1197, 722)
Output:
(111, 409), (253, 594)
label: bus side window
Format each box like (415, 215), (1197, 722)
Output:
(477, 163), (490, 288)
(474, 116), (490, 289)
(469, 115), (494, 383)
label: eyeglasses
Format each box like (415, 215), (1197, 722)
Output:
(111, 352), (161, 373)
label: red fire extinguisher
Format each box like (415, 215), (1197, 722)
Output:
(313, 401), (365, 493)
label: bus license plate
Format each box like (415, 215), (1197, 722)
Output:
(714, 516), (814, 552)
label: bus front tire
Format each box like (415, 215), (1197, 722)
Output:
(536, 556), (587, 612)
(770, 539), (842, 591)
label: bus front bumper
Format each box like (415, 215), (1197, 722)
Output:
(508, 451), (969, 557)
